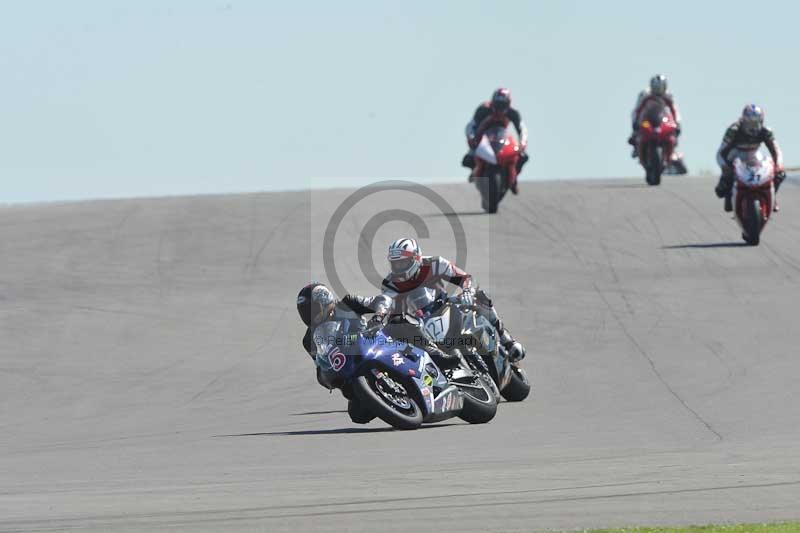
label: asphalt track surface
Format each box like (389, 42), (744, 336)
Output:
(2, 177), (800, 532)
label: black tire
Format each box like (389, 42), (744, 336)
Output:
(743, 199), (762, 246)
(353, 371), (423, 430)
(501, 365), (531, 402)
(480, 171), (502, 214)
(455, 378), (497, 424)
(648, 146), (663, 186)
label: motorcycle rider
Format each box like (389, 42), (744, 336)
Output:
(296, 282), (458, 424)
(381, 238), (526, 361)
(714, 104), (786, 212)
(628, 74), (682, 158)
(463, 88), (529, 195)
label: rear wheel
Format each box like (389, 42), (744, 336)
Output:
(500, 364), (531, 402)
(743, 199), (762, 246)
(353, 369), (423, 430)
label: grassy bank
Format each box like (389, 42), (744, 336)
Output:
(581, 524), (800, 533)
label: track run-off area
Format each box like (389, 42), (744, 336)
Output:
(1, 177), (800, 532)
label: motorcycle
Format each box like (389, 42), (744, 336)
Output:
(408, 287), (531, 403)
(473, 125), (522, 213)
(314, 318), (475, 430)
(383, 310), (498, 424)
(636, 103), (686, 185)
(730, 150), (776, 246)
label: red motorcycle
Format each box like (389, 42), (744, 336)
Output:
(732, 151), (776, 246)
(473, 125), (521, 213)
(636, 103), (685, 185)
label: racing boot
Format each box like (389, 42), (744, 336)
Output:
(426, 343), (460, 370)
(716, 173), (734, 212)
(347, 398), (376, 424)
(463, 152), (476, 183)
(499, 330), (526, 361)
(774, 172), (785, 212)
(628, 134), (638, 158)
(509, 174), (519, 195)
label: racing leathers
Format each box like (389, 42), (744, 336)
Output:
(463, 103), (529, 192)
(714, 122), (785, 210)
(302, 293), (390, 424)
(381, 255), (525, 361)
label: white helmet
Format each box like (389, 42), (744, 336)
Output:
(650, 74), (668, 96)
(387, 238), (422, 281)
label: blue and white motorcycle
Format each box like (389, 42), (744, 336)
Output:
(314, 318), (467, 430)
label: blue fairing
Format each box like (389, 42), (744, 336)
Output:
(315, 319), (449, 417)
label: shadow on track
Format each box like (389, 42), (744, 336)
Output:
(290, 410), (348, 416)
(425, 211), (486, 218)
(662, 242), (748, 249)
(588, 183), (650, 189)
(215, 423), (463, 438)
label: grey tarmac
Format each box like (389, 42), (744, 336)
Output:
(1, 177), (799, 532)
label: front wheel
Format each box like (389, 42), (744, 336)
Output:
(645, 145), (663, 186)
(500, 364), (531, 402)
(743, 199), (762, 246)
(479, 171), (503, 214)
(455, 377), (498, 424)
(353, 369), (423, 430)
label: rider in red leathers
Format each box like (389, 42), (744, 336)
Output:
(463, 88), (529, 195)
(628, 74), (682, 158)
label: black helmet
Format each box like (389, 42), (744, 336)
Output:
(490, 87), (511, 113)
(296, 283), (336, 327)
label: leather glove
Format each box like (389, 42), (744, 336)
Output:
(468, 136), (479, 149)
(367, 313), (386, 328)
(460, 288), (475, 307)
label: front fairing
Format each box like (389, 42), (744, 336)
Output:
(475, 135), (498, 165)
(734, 151), (774, 189)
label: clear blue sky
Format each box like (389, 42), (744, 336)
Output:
(2, 0), (798, 202)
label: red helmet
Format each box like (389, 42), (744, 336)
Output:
(490, 88), (511, 114)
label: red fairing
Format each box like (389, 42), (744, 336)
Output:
(735, 181), (774, 231)
(472, 128), (521, 189)
(637, 108), (678, 168)
(635, 94), (680, 125)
